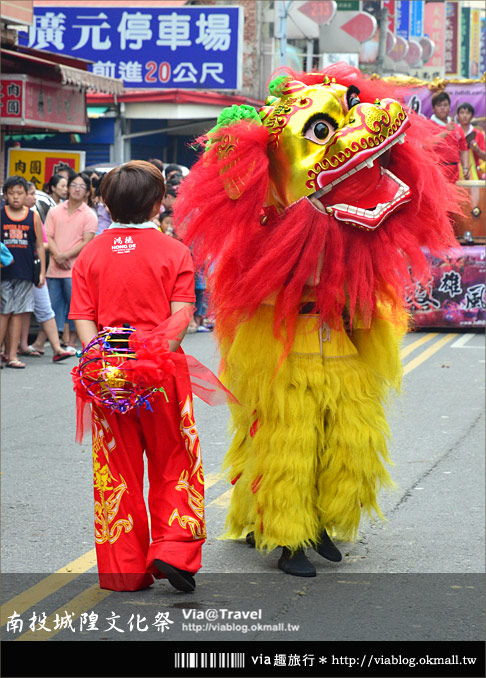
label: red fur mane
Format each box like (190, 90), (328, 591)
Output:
(174, 65), (462, 344)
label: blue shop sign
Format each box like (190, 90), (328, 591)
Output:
(21, 5), (243, 90)
(410, 0), (424, 39)
(395, 1), (410, 40)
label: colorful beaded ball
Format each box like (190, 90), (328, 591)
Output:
(74, 326), (167, 414)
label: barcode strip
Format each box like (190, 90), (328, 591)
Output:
(174, 652), (245, 669)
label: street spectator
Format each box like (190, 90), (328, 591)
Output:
(25, 182), (37, 209)
(430, 91), (470, 182)
(55, 163), (77, 182)
(148, 158), (165, 174)
(161, 186), (177, 214)
(455, 102), (486, 180)
(69, 159), (203, 592)
(167, 174), (183, 190)
(17, 183), (72, 363)
(194, 270), (211, 333)
(164, 163), (182, 182)
(83, 170), (99, 205)
(0, 176), (46, 369)
(92, 174), (112, 235)
(46, 174), (68, 205)
(159, 210), (175, 236)
(45, 172), (97, 354)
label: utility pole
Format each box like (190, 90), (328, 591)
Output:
(376, 5), (389, 77)
(276, 1), (293, 66)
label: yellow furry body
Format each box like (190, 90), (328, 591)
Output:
(219, 304), (406, 552)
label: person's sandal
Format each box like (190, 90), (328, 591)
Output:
(6, 360), (26, 369)
(20, 346), (42, 357)
(53, 351), (72, 363)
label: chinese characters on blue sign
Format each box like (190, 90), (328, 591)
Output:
(21, 5), (243, 90)
(410, 0), (424, 39)
(395, 1), (424, 41)
(395, 1), (410, 40)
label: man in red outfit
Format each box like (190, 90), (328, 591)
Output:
(69, 161), (204, 592)
(430, 91), (470, 182)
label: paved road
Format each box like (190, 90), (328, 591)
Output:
(1, 329), (484, 650)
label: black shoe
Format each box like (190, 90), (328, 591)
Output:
(277, 547), (316, 577)
(154, 559), (196, 592)
(314, 530), (342, 562)
(246, 531), (256, 548)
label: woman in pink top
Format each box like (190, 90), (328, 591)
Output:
(45, 173), (97, 352)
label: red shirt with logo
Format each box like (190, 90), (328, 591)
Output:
(69, 226), (195, 331)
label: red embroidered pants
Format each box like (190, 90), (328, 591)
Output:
(90, 378), (205, 591)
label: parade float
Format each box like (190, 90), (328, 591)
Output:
(397, 74), (485, 330)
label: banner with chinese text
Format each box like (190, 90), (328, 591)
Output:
(410, 0), (424, 38)
(423, 2), (446, 74)
(0, 79), (23, 121)
(460, 6), (470, 77)
(409, 246), (485, 329)
(395, 1), (410, 39)
(403, 81), (485, 120)
(445, 1), (460, 76)
(1, 75), (86, 132)
(481, 14), (486, 76)
(20, 5), (243, 90)
(469, 8), (482, 79)
(7, 148), (85, 190)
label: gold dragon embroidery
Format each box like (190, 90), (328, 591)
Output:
(92, 407), (133, 545)
(169, 508), (206, 540)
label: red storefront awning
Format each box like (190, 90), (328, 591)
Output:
(87, 88), (264, 108)
(1, 47), (124, 95)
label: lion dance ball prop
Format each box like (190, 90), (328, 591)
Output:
(73, 326), (167, 414)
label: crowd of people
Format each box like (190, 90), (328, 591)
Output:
(430, 93), (486, 181)
(0, 159), (211, 369)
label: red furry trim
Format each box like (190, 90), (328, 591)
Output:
(268, 63), (413, 106)
(174, 120), (270, 266)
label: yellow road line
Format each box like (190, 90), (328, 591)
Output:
(1, 551), (97, 625)
(3, 333), (456, 631)
(15, 583), (112, 641)
(3, 477), (228, 627)
(208, 487), (233, 507)
(403, 333), (456, 375)
(205, 471), (225, 489)
(400, 332), (438, 359)
(7, 483), (234, 639)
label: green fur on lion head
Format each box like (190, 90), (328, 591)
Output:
(211, 105), (261, 133)
(204, 104), (261, 152)
(267, 75), (290, 98)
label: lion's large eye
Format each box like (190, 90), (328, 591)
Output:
(303, 118), (335, 145)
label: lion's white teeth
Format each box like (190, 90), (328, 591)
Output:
(308, 195), (327, 212)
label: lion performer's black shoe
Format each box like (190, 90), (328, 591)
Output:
(278, 547), (316, 577)
(246, 531), (256, 547)
(313, 530), (342, 562)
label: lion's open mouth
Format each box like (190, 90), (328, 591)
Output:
(308, 131), (411, 230)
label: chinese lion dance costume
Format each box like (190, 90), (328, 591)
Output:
(174, 63), (461, 577)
